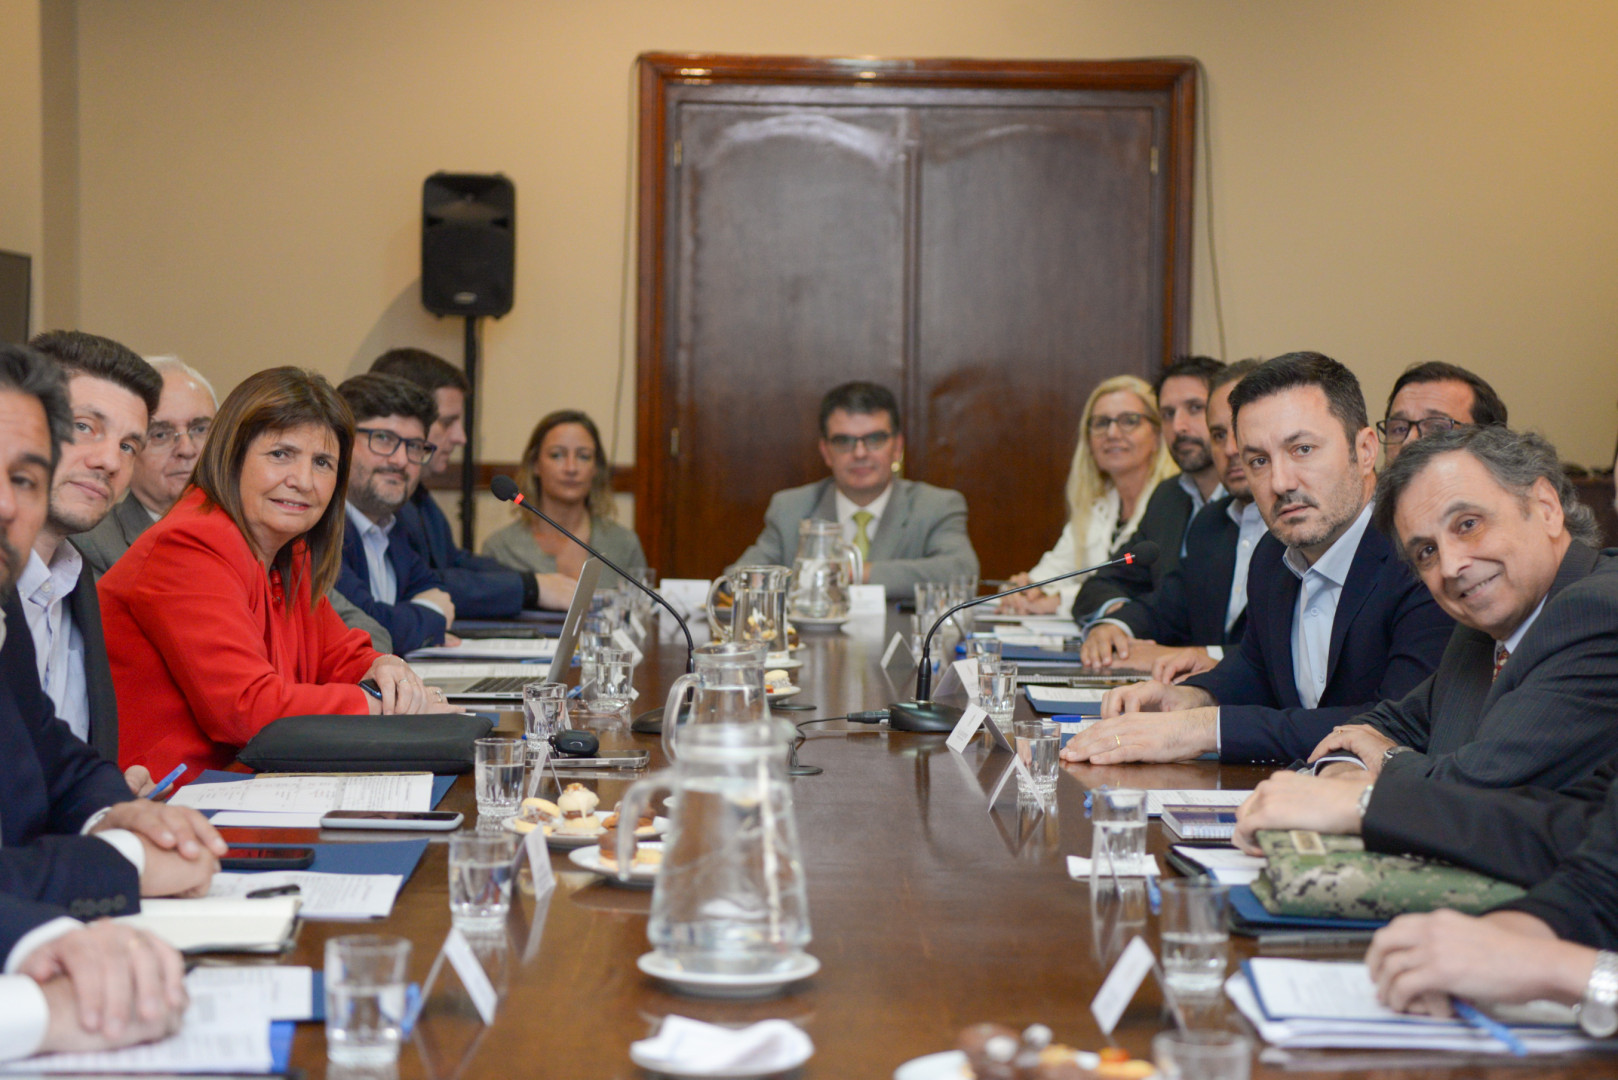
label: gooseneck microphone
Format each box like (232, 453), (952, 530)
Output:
(886, 541), (1160, 733)
(490, 477), (695, 733)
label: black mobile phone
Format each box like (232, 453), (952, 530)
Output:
(221, 846), (316, 871)
(319, 810), (464, 831)
(555, 750), (651, 769)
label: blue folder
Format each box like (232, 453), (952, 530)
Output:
(1228, 884), (1386, 932)
(190, 769), (456, 809)
(225, 838), (431, 880)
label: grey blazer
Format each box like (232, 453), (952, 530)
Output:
(727, 477), (978, 600)
(73, 495), (394, 654)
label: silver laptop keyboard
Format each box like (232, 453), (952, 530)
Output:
(462, 676), (532, 694)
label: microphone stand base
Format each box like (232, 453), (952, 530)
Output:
(631, 705), (669, 734)
(887, 700), (964, 733)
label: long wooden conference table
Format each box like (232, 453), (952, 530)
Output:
(239, 609), (1613, 1079)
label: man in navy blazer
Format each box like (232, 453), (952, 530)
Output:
(371, 349), (543, 617)
(1063, 352), (1454, 766)
(337, 374), (457, 654)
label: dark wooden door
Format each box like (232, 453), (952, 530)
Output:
(637, 56), (1195, 579)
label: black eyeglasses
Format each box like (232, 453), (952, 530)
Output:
(1376, 416), (1457, 444)
(1088, 412), (1150, 435)
(145, 419), (212, 451)
(356, 427), (437, 464)
(824, 431), (893, 454)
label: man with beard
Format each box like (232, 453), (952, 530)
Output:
(21, 332), (160, 786)
(1063, 352), (1454, 765)
(1071, 356), (1227, 617)
(336, 374), (456, 655)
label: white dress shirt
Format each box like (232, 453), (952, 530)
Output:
(1027, 484), (1154, 613)
(1224, 499), (1268, 634)
(19, 546), (90, 743)
(833, 484), (894, 548)
(346, 503), (399, 604)
(1281, 502), (1374, 710)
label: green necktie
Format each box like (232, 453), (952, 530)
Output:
(851, 510), (874, 562)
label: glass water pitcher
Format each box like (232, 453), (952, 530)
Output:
(789, 519), (862, 620)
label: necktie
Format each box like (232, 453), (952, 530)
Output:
(1492, 642), (1509, 682)
(851, 510), (874, 562)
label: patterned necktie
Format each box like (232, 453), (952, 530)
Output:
(1492, 642), (1510, 682)
(851, 510), (874, 562)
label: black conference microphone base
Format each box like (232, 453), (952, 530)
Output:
(631, 704), (689, 735)
(887, 700), (964, 733)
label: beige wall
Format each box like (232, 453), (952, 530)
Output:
(0, 0), (43, 333)
(40, 0), (1618, 547)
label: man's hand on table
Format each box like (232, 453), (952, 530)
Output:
(1151, 646), (1219, 683)
(1232, 769), (1372, 854)
(1308, 723), (1398, 777)
(93, 800), (227, 862)
(18, 920), (187, 1047)
(1366, 909), (1579, 1017)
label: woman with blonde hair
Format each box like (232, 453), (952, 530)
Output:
(1002, 374), (1177, 615)
(483, 409), (646, 604)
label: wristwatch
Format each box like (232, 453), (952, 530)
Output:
(1579, 952), (1618, 1038)
(1381, 744), (1414, 768)
(1356, 782), (1375, 819)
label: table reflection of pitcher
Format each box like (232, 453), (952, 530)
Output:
(789, 520), (862, 620)
(660, 642), (771, 761)
(705, 565), (791, 647)
(617, 722), (812, 975)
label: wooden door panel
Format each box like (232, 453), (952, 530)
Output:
(670, 105), (910, 577)
(913, 105), (1162, 578)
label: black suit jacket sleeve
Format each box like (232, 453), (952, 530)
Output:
(1494, 769), (1618, 950)
(1362, 761), (1615, 887)
(0, 835), (140, 929)
(1070, 480), (1193, 618)
(66, 561), (120, 764)
(1114, 557), (1197, 644)
(0, 894), (75, 961)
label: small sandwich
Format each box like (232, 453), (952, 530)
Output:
(554, 783), (603, 836)
(600, 808), (659, 837)
(764, 669), (792, 694)
(597, 826), (662, 869)
(510, 797), (560, 835)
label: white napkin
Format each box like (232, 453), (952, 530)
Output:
(1067, 854), (1161, 878)
(631, 1015), (814, 1074)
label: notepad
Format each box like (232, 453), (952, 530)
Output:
(1144, 788), (1251, 817)
(118, 896), (300, 953)
(1172, 845), (1266, 886)
(172, 772), (434, 814)
(1025, 685), (1107, 714)
(1161, 804), (1238, 840)
(208, 871), (404, 920)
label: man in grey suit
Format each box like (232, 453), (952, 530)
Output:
(75, 357), (393, 652)
(1232, 424), (1618, 852)
(726, 382), (977, 600)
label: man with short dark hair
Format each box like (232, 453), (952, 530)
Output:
(1063, 352), (1454, 766)
(1069, 356), (1228, 618)
(370, 348), (535, 617)
(1378, 360), (1507, 465)
(336, 374), (456, 654)
(726, 381), (977, 599)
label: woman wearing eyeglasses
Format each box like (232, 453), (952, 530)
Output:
(482, 410), (646, 603)
(100, 367), (449, 779)
(1001, 374), (1178, 615)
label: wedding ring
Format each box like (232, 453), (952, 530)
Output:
(1115, 734), (1122, 748)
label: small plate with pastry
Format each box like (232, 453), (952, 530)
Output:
(569, 839), (664, 888)
(894, 1021), (1154, 1080)
(506, 784), (666, 848)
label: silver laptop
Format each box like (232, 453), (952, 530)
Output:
(420, 559), (603, 702)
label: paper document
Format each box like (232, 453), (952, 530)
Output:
(411, 661), (550, 679)
(1068, 854), (1160, 878)
(1145, 789), (1251, 817)
(409, 636), (557, 659)
(1029, 687), (1109, 703)
(210, 871), (404, 919)
(173, 772), (434, 814)
(992, 629), (1066, 648)
(118, 896), (299, 953)
(186, 965), (314, 1021)
(1172, 845), (1266, 886)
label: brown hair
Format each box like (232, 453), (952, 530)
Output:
(516, 409), (613, 520)
(191, 367), (355, 609)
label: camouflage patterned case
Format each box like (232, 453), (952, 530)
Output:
(1250, 829), (1526, 921)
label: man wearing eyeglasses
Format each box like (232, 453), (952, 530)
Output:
(726, 381), (978, 600)
(1378, 361), (1508, 465)
(335, 374), (457, 655)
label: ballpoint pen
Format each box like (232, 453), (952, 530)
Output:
(145, 764), (187, 801)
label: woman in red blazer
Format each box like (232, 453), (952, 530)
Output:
(101, 367), (452, 777)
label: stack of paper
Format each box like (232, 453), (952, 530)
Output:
(1172, 845), (1266, 886)
(409, 636), (557, 659)
(1144, 788), (1251, 817)
(1026, 685), (1108, 714)
(209, 870), (405, 919)
(174, 772), (433, 828)
(1231, 959), (1605, 1054)
(117, 897), (300, 953)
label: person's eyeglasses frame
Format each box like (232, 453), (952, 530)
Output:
(1088, 411), (1152, 436)
(823, 431), (894, 455)
(356, 426), (438, 465)
(145, 419), (213, 452)
(1376, 415), (1459, 445)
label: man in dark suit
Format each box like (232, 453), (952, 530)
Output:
(337, 373), (457, 654)
(1080, 360), (1265, 677)
(1232, 426), (1618, 857)
(369, 348), (541, 616)
(1062, 352), (1454, 766)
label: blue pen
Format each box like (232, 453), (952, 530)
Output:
(1452, 998), (1527, 1056)
(145, 764), (187, 801)
(1145, 872), (1162, 915)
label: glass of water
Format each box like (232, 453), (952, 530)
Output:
(448, 831), (517, 929)
(1014, 718), (1060, 800)
(978, 660), (1018, 726)
(1089, 786), (1147, 887)
(587, 647), (634, 711)
(962, 636), (1003, 672)
(1152, 1029), (1251, 1080)
(325, 934), (410, 1065)
(1159, 878), (1231, 997)
(474, 738), (524, 818)
(522, 681), (567, 741)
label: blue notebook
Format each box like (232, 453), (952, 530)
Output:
(1228, 884), (1386, 932)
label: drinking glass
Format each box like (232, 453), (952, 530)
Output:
(978, 660), (1018, 726)
(474, 738), (524, 818)
(962, 636), (1003, 675)
(325, 935), (410, 1065)
(1014, 718), (1060, 799)
(586, 647), (634, 711)
(448, 831), (517, 929)
(1152, 1029), (1251, 1080)
(1159, 878), (1231, 996)
(622, 567), (659, 622)
(522, 681), (567, 742)
(949, 573), (979, 633)
(1089, 787), (1147, 886)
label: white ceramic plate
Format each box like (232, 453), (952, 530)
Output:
(504, 810), (667, 849)
(569, 842), (663, 887)
(636, 950), (820, 998)
(763, 655), (804, 671)
(629, 1022), (813, 1079)
(894, 1047), (1101, 1079)
(791, 615), (849, 629)
(764, 685), (801, 701)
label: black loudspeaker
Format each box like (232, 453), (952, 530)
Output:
(421, 173), (515, 318)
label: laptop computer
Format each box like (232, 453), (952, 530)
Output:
(418, 559), (603, 703)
